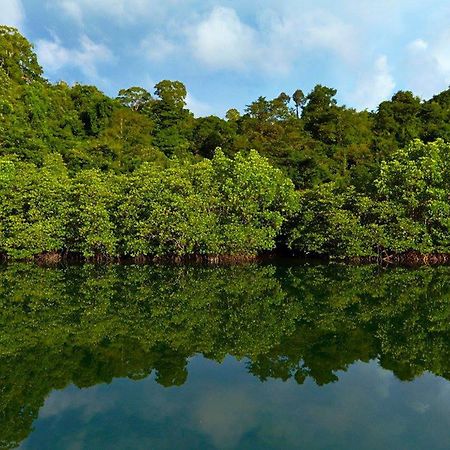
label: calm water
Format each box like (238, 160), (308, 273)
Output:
(1, 262), (449, 449)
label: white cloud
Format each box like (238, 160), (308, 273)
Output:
(188, 6), (359, 74)
(302, 11), (359, 62)
(0, 0), (24, 29)
(140, 34), (176, 62)
(405, 32), (450, 99)
(351, 55), (395, 110)
(192, 388), (260, 448)
(53, 0), (173, 25)
(189, 7), (259, 71)
(41, 386), (115, 420)
(29, 0), (450, 113)
(265, 9), (359, 64)
(58, 0), (83, 25)
(36, 34), (114, 79)
(408, 38), (428, 52)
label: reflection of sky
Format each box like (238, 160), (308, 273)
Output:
(20, 357), (450, 450)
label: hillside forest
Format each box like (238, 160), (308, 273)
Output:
(1, 26), (450, 261)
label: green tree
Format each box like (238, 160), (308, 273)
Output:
(0, 26), (43, 84)
(373, 91), (422, 158)
(70, 84), (116, 136)
(116, 86), (153, 113)
(118, 150), (297, 257)
(0, 155), (70, 258)
(151, 80), (193, 156)
(191, 116), (235, 158)
(286, 183), (374, 257)
(154, 80), (187, 109)
(374, 139), (450, 253)
(68, 170), (122, 258)
(292, 89), (305, 118)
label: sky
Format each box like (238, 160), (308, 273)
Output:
(1, 0), (450, 117)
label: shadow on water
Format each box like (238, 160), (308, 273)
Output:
(1, 262), (450, 448)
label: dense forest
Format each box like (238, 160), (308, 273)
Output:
(2, 25), (450, 261)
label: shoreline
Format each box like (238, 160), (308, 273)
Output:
(2, 250), (450, 267)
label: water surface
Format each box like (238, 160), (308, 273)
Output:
(0, 262), (449, 449)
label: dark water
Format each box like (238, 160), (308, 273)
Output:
(1, 262), (449, 449)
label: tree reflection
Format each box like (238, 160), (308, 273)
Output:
(1, 263), (450, 448)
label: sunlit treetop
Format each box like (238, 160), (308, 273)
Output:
(0, 26), (43, 84)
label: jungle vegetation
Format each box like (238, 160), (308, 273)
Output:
(2, 26), (450, 260)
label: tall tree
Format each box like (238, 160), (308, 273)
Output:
(0, 26), (43, 84)
(292, 89), (305, 118)
(116, 86), (153, 113)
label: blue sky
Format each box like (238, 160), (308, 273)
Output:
(1, 0), (450, 116)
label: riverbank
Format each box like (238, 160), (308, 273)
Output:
(2, 249), (450, 267)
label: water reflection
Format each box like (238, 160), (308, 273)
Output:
(0, 263), (449, 449)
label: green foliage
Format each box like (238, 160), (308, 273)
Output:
(374, 139), (450, 253)
(119, 161), (218, 256)
(116, 86), (153, 113)
(70, 84), (116, 137)
(211, 149), (298, 254)
(0, 150), (295, 259)
(192, 115), (235, 158)
(0, 155), (70, 258)
(154, 80), (187, 109)
(2, 29), (450, 258)
(292, 89), (305, 118)
(287, 183), (375, 256)
(119, 150), (297, 257)
(374, 91), (422, 154)
(68, 170), (122, 257)
(149, 80), (194, 156)
(288, 140), (450, 257)
(98, 108), (159, 171)
(0, 26), (43, 84)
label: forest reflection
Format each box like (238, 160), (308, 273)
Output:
(1, 262), (450, 448)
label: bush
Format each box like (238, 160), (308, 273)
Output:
(118, 149), (298, 257)
(0, 155), (70, 258)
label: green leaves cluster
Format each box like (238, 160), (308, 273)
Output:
(286, 182), (374, 256)
(0, 150), (297, 259)
(375, 139), (450, 253)
(287, 139), (450, 257)
(0, 154), (70, 258)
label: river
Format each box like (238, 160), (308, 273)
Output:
(1, 262), (449, 449)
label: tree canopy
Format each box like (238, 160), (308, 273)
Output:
(2, 26), (450, 259)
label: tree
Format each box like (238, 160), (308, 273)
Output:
(271, 92), (292, 121)
(191, 116), (235, 158)
(420, 88), (450, 143)
(301, 85), (341, 144)
(154, 80), (187, 109)
(70, 84), (116, 136)
(99, 108), (158, 171)
(286, 183), (374, 257)
(151, 80), (193, 156)
(0, 26), (43, 84)
(226, 108), (240, 122)
(0, 155), (70, 258)
(116, 86), (153, 113)
(374, 91), (422, 155)
(118, 150), (297, 257)
(68, 170), (122, 258)
(374, 139), (450, 253)
(293, 89), (305, 118)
